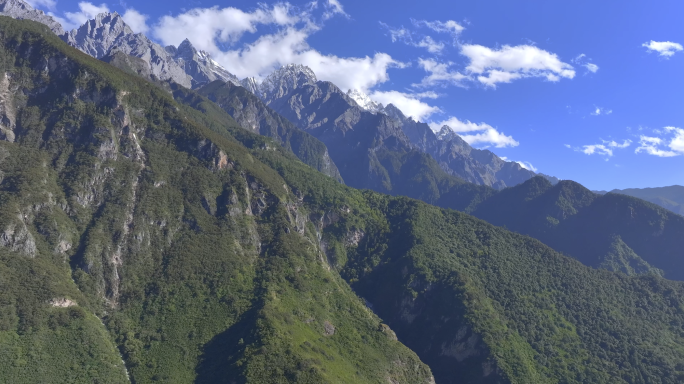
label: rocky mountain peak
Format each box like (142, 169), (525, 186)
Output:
(65, 12), (134, 58)
(171, 38), (240, 87)
(0, 0), (65, 35)
(346, 89), (385, 113)
(240, 77), (260, 94)
(383, 103), (408, 122)
(437, 125), (457, 141)
(259, 64), (317, 103)
(176, 38), (197, 60)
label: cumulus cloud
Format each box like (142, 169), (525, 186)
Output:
(642, 40), (683, 57)
(152, 4), (403, 91)
(461, 44), (575, 88)
(53, 1), (110, 31)
(429, 117), (519, 148)
(369, 91), (441, 121)
(414, 58), (467, 87)
(572, 53), (599, 74)
(635, 127), (684, 157)
(591, 106), (612, 116)
(122, 9), (149, 34)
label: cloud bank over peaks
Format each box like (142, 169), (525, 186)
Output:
(429, 117), (519, 148)
(150, 3), (403, 92)
(642, 41), (683, 58)
(635, 127), (684, 157)
(369, 90), (440, 121)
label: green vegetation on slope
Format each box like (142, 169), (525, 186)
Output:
(0, 16), (431, 383)
(2, 16), (684, 384)
(471, 177), (684, 280)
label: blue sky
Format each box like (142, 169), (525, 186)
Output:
(27, 0), (684, 190)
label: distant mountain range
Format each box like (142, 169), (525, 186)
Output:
(594, 186), (684, 216)
(0, 1), (558, 191)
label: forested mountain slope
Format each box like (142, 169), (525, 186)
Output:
(471, 177), (684, 280)
(0, 17), (431, 383)
(602, 185), (684, 216)
(2, 16), (684, 384)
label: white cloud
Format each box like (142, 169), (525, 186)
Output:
(152, 4), (402, 92)
(668, 126), (684, 153)
(369, 91), (441, 121)
(411, 19), (464, 35)
(635, 136), (678, 157)
(379, 22), (411, 42)
(642, 40), (683, 57)
(379, 22), (446, 54)
(122, 9), (149, 34)
(585, 63), (599, 73)
(516, 161), (538, 172)
(581, 144), (613, 157)
(153, 4), (299, 50)
(572, 53), (599, 74)
(417, 36), (445, 54)
(461, 44), (575, 88)
(55, 1), (110, 31)
(635, 127), (684, 157)
(571, 139), (631, 157)
(429, 117), (519, 148)
(591, 106), (612, 116)
(323, 0), (348, 20)
(414, 58), (467, 87)
(604, 139), (631, 148)
(25, 0), (56, 11)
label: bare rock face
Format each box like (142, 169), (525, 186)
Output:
(64, 12), (192, 88)
(171, 38), (241, 88)
(258, 64), (318, 104)
(240, 77), (259, 94)
(64, 12), (133, 58)
(323, 320), (335, 336)
(0, 0), (64, 35)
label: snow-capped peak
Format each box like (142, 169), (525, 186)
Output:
(346, 89), (385, 114)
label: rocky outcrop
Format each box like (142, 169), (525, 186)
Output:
(0, 0), (64, 35)
(170, 39), (240, 88)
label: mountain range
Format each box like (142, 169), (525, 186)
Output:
(0, 6), (683, 384)
(595, 185), (684, 216)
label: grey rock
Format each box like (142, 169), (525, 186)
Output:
(389, 105), (539, 190)
(258, 64), (318, 104)
(64, 12), (133, 58)
(240, 77), (259, 94)
(0, 0), (64, 35)
(171, 38), (240, 88)
(64, 12), (192, 88)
